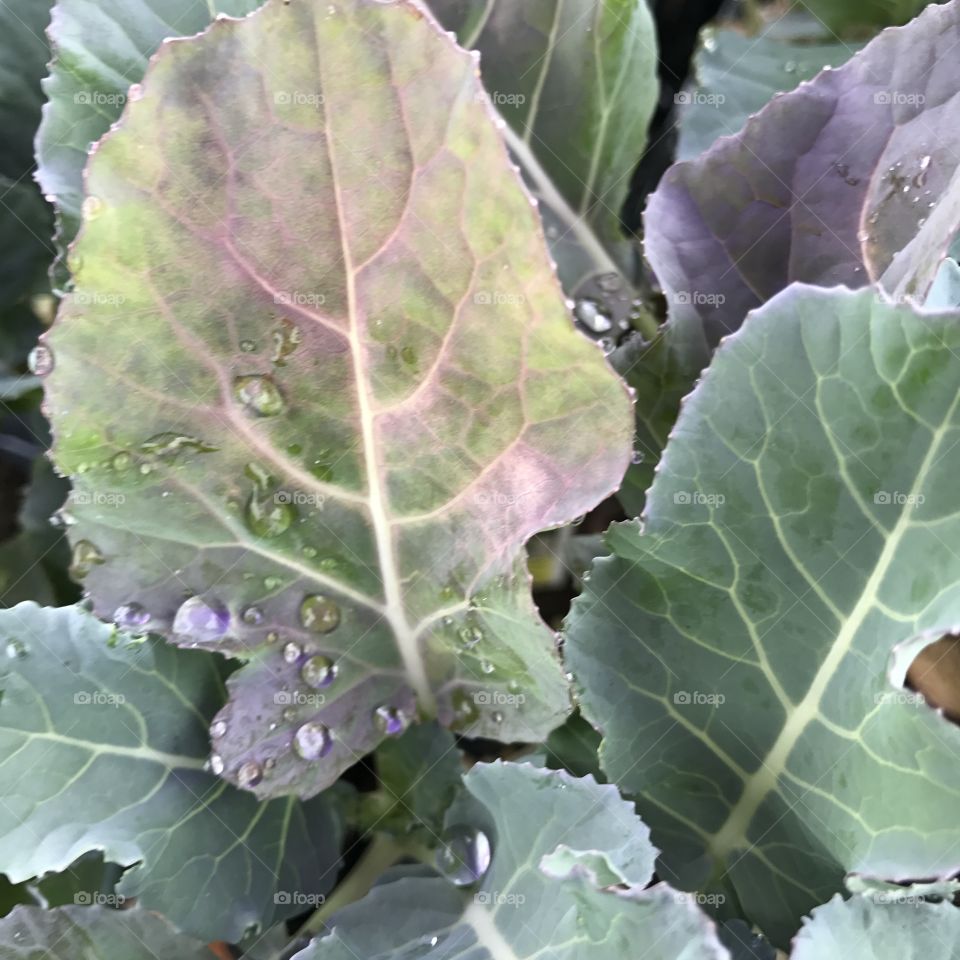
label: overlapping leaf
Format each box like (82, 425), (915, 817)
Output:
(292, 762), (729, 960)
(568, 286), (960, 945)
(43, 0), (632, 799)
(35, 0), (265, 266)
(0, 905), (210, 958)
(0, 603), (343, 942)
(647, 0), (960, 348)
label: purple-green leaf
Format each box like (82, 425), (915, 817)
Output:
(43, 0), (632, 799)
(646, 0), (960, 350)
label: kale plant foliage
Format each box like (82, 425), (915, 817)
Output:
(3, 0), (960, 956)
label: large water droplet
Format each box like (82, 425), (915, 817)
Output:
(301, 654), (337, 688)
(241, 605), (264, 626)
(436, 827), (491, 886)
(245, 492), (295, 538)
(233, 375), (285, 417)
(374, 704), (408, 736)
(69, 539), (104, 580)
(27, 344), (54, 376)
(114, 602), (150, 630)
(300, 595), (340, 633)
(237, 760), (263, 787)
(172, 597), (230, 643)
(293, 721), (333, 760)
(573, 299), (613, 334)
(210, 719), (228, 739)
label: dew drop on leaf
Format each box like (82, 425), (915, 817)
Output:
(114, 602), (150, 630)
(69, 539), (104, 579)
(450, 688), (480, 729)
(81, 195), (103, 220)
(27, 345), (54, 376)
(271, 319), (302, 365)
(110, 451), (132, 471)
(5, 638), (26, 659)
(172, 596), (230, 643)
(233, 374), (285, 417)
(241, 605), (264, 625)
(573, 299), (613, 334)
(373, 704), (407, 736)
(239, 338), (257, 353)
(301, 654), (337, 688)
(300, 595), (340, 633)
(237, 760), (263, 787)
(283, 641), (302, 664)
(210, 719), (227, 739)
(293, 721), (333, 760)
(435, 826), (491, 886)
(245, 492), (295, 538)
(210, 753), (225, 775)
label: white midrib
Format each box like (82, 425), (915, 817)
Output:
(463, 902), (523, 960)
(321, 63), (433, 713)
(711, 387), (960, 857)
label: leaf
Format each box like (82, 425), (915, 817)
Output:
(646, 0), (960, 351)
(0, 904), (210, 958)
(35, 0), (265, 269)
(43, 0), (632, 797)
(291, 762), (729, 960)
(0, 603), (343, 942)
(542, 709), (605, 781)
(0, 0), (54, 305)
(793, 895), (960, 958)
(429, 0), (658, 285)
(567, 285), (960, 945)
(676, 28), (860, 163)
(923, 256), (960, 307)
(799, 0), (932, 34)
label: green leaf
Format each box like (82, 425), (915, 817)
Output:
(0, 905), (210, 958)
(0, 0), (54, 305)
(567, 285), (960, 945)
(35, 0), (265, 268)
(429, 0), (658, 290)
(793, 895), (960, 957)
(798, 0), (934, 34)
(924, 257), (960, 308)
(292, 762), (729, 960)
(43, 0), (632, 798)
(676, 29), (860, 162)
(0, 603), (343, 942)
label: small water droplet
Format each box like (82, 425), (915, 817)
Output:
(301, 654), (337, 688)
(210, 753), (225, 775)
(283, 641), (302, 664)
(69, 539), (104, 580)
(128, 83), (143, 102)
(110, 451), (132, 471)
(283, 706), (298, 723)
(302, 545), (318, 559)
(240, 338), (257, 353)
(245, 492), (295, 538)
(857, 230), (870, 243)
(374, 704), (407, 736)
(436, 827), (491, 886)
(263, 756), (276, 770)
(172, 596), (230, 643)
(300, 595), (341, 633)
(211, 719), (228, 739)
(82, 195), (103, 221)
(573, 299), (613, 334)
(630, 450), (645, 465)
(293, 721), (333, 760)
(234, 374), (285, 417)
(450, 688), (480, 729)
(266, 630), (280, 643)
(5, 638), (26, 659)
(264, 576), (283, 591)
(783, 60), (797, 73)
(491, 711), (503, 724)
(242, 605), (264, 625)
(141, 432), (217, 460)
(27, 345), (54, 376)
(237, 760), (263, 787)
(480, 660), (495, 675)
(114, 602), (150, 629)
(458, 625), (482, 648)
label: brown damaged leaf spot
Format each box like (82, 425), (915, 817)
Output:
(43, 0), (632, 799)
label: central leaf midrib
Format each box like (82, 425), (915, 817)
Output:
(709, 356), (960, 859)
(315, 13), (433, 712)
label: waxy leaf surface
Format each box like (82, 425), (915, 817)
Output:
(293, 762), (729, 960)
(0, 603), (343, 942)
(43, 0), (632, 799)
(568, 286), (960, 945)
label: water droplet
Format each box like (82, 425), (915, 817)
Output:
(301, 654), (337, 688)
(573, 299), (613, 334)
(5, 638), (26, 659)
(918, 218), (927, 227)
(237, 760), (263, 787)
(240, 338), (257, 353)
(82, 195), (103, 220)
(211, 719), (228, 739)
(450, 688), (480, 729)
(69, 539), (104, 579)
(491, 711), (503, 724)
(241, 605), (264, 626)
(264, 576), (283, 591)
(458, 625), (482, 648)
(436, 827), (491, 886)
(630, 450), (645, 465)
(128, 83), (143, 102)
(27, 345), (53, 376)
(234, 374), (285, 417)
(783, 60), (797, 73)
(400, 344), (417, 366)
(598, 336), (615, 354)
(857, 230), (870, 243)
(114, 602), (150, 629)
(374, 704), (407, 736)
(271, 319), (302, 365)
(283, 641), (302, 664)
(141, 432), (217, 460)
(293, 721), (333, 760)
(172, 597), (230, 643)
(303, 545), (318, 559)
(283, 706), (298, 723)
(210, 753), (225, 775)
(300, 595), (340, 633)
(266, 630), (279, 643)
(480, 660), (495, 675)
(110, 451), (132, 471)
(245, 492), (295, 538)
(263, 757), (276, 770)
